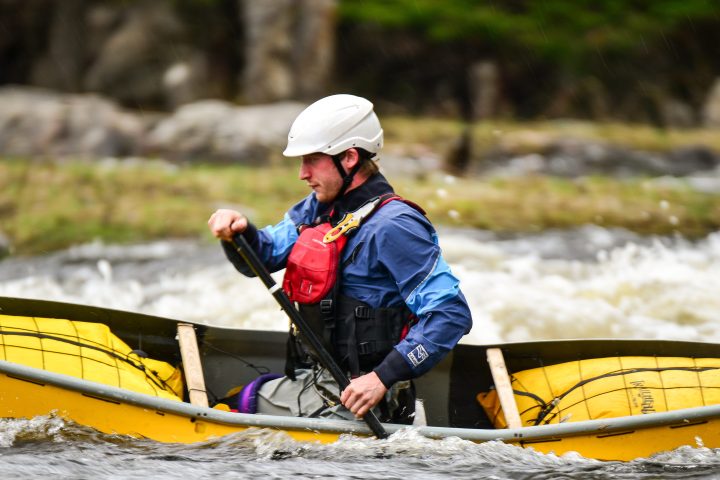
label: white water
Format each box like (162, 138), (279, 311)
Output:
(2, 228), (720, 476)
(8, 414), (718, 479)
(2, 226), (719, 346)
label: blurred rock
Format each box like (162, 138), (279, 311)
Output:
(241, 0), (336, 102)
(703, 78), (720, 128)
(142, 99), (305, 161)
(478, 137), (720, 178)
(83, 1), (202, 108)
(381, 145), (442, 180)
(660, 99), (696, 128)
(162, 55), (210, 109)
(0, 87), (309, 161)
(0, 86), (145, 157)
(666, 146), (719, 175)
(85, 3), (123, 51)
(0, 86), (718, 175)
(542, 139), (669, 177)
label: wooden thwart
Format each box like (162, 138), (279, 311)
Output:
(177, 323), (209, 408)
(486, 347), (522, 429)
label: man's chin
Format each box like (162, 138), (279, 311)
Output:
(313, 188), (340, 203)
(314, 191), (331, 203)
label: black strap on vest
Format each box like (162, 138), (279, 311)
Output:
(285, 192), (419, 378)
(293, 294), (412, 377)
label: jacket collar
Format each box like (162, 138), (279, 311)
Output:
(318, 173), (395, 223)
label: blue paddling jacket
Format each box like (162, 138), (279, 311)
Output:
(222, 173), (472, 388)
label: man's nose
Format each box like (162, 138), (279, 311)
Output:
(299, 163), (310, 179)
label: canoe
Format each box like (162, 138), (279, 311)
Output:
(0, 295), (719, 461)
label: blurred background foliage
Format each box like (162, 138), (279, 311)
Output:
(335, 0), (720, 121)
(340, 0), (716, 53)
(1, 0), (719, 255)
(1, 0), (718, 123)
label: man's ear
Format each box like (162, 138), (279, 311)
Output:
(341, 148), (359, 169)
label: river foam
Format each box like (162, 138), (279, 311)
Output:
(1, 227), (718, 345)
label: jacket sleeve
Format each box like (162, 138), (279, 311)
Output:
(371, 209), (473, 388)
(220, 195), (319, 275)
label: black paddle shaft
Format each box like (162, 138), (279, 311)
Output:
(231, 234), (389, 439)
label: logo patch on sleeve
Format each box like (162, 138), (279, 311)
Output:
(407, 345), (429, 367)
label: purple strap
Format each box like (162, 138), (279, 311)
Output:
(237, 373), (282, 413)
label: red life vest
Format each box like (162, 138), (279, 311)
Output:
(282, 221), (348, 304)
(283, 194), (422, 304)
(282, 193), (425, 377)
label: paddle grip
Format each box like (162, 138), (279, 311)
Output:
(231, 234), (389, 439)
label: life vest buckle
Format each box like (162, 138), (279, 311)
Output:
(323, 197), (383, 243)
(354, 305), (373, 319)
(358, 342), (373, 355)
(320, 299), (333, 314)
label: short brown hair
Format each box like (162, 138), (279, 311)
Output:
(356, 148), (379, 176)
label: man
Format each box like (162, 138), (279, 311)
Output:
(208, 94), (472, 423)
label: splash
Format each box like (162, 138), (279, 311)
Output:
(451, 230), (720, 344)
(1, 230), (718, 345)
(0, 415), (68, 447)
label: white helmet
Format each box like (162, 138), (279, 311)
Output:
(283, 94), (383, 157)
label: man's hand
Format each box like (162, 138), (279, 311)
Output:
(207, 209), (248, 241)
(340, 371), (387, 418)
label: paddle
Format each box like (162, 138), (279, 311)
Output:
(231, 233), (389, 439)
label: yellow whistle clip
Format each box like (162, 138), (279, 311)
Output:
(323, 197), (381, 243)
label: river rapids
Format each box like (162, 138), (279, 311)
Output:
(1, 226), (720, 479)
(1, 226), (718, 345)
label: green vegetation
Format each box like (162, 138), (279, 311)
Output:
(2, 123), (719, 256)
(336, 0), (720, 122)
(1, 159), (308, 255)
(384, 118), (720, 154)
(396, 175), (719, 237)
(339, 0), (716, 63)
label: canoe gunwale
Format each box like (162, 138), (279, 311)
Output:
(0, 359), (372, 436)
(2, 358), (719, 444)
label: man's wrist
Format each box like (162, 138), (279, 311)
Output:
(373, 349), (414, 389)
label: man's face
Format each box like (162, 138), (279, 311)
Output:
(299, 153), (344, 203)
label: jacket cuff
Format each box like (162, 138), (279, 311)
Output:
(373, 349), (414, 389)
(240, 222), (259, 246)
(220, 222), (260, 271)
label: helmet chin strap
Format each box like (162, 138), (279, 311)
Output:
(331, 152), (364, 200)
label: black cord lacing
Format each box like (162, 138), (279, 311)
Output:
(529, 365), (720, 425)
(202, 342), (270, 376)
(0, 330), (176, 393)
